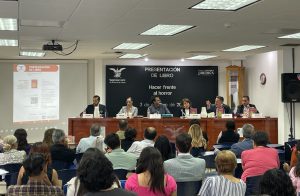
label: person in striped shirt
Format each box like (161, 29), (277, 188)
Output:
(198, 150), (246, 196)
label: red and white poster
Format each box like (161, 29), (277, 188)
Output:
(13, 64), (60, 122)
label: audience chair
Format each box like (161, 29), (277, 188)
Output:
(113, 169), (128, 180)
(4, 172), (19, 186)
(199, 151), (216, 169)
(0, 163), (22, 174)
(63, 184), (68, 195)
(51, 161), (74, 171)
(245, 175), (262, 196)
(119, 180), (126, 189)
(57, 169), (77, 186)
(177, 181), (202, 196)
(75, 153), (84, 163)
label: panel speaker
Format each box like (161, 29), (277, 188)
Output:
(281, 73), (300, 102)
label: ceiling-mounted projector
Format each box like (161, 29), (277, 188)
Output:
(43, 40), (63, 51)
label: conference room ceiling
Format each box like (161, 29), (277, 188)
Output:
(0, 0), (300, 60)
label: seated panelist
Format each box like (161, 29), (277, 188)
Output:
(236, 96), (259, 117)
(206, 96), (231, 116)
(147, 96), (170, 115)
(82, 95), (107, 117)
(118, 97), (138, 117)
(178, 98), (197, 117)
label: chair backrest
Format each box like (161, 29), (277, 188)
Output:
(4, 172), (19, 186)
(0, 163), (22, 174)
(51, 161), (72, 171)
(57, 169), (77, 186)
(113, 169), (128, 180)
(119, 180), (126, 189)
(199, 152), (216, 169)
(177, 181), (202, 196)
(245, 175), (262, 196)
(75, 153), (84, 163)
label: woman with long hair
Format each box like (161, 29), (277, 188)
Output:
(43, 128), (55, 147)
(125, 147), (177, 196)
(17, 142), (60, 186)
(154, 135), (174, 161)
(14, 128), (31, 154)
(188, 124), (207, 157)
(289, 154), (300, 193)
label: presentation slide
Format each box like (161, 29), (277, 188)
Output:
(13, 64), (60, 123)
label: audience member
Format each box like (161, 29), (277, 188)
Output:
(188, 124), (207, 157)
(286, 141), (300, 171)
(43, 128), (55, 147)
(0, 135), (26, 165)
(76, 123), (104, 153)
(241, 131), (279, 182)
(67, 148), (135, 196)
(217, 120), (239, 144)
(50, 129), (75, 165)
(7, 154), (63, 196)
(198, 150), (246, 196)
(0, 136), (4, 153)
(116, 119), (128, 140)
(260, 168), (296, 196)
(17, 142), (60, 186)
(154, 135), (174, 161)
(289, 154), (300, 193)
(126, 147), (177, 196)
(14, 128), (31, 154)
(121, 128), (137, 151)
(189, 119), (208, 141)
(164, 133), (205, 182)
(230, 124), (255, 158)
(104, 133), (136, 171)
(127, 127), (157, 158)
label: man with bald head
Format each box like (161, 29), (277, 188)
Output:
(127, 127), (157, 158)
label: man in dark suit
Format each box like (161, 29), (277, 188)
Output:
(236, 96), (258, 117)
(84, 95), (107, 117)
(206, 96), (231, 115)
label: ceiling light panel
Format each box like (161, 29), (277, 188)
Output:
(191, 0), (261, 11)
(0, 18), (17, 31)
(0, 39), (18, 46)
(113, 43), (150, 50)
(141, 24), (195, 36)
(186, 55), (217, 60)
(119, 54), (147, 59)
(278, 32), (300, 39)
(20, 51), (45, 57)
(223, 45), (266, 52)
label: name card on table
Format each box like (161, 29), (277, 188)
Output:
(82, 114), (93, 118)
(251, 113), (264, 118)
(186, 114), (201, 119)
(207, 112), (215, 118)
(222, 114), (233, 118)
(116, 113), (127, 119)
(149, 114), (161, 119)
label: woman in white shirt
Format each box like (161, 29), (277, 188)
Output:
(118, 97), (138, 117)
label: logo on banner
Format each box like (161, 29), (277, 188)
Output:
(108, 67), (127, 84)
(109, 68), (126, 78)
(198, 69), (215, 76)
(16, 64), (26, 72)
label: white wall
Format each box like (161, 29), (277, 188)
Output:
(244, 49), (300, 144)
(244, 51), (279, 117)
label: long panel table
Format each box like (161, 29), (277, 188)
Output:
(68, 117), (278, 149)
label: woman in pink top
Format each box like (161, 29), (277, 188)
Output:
(289, 155), (300, 193)
(125, 147), (177, 196)
(241, 131), (279, 182)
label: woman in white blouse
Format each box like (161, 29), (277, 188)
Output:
(0, 135), (26, 165)
(118, 97), (138, 117)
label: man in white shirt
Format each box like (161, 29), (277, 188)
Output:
(127, 127), (157, 158)
(76, 123), (104, 153)
(164, 133), (206, 182)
